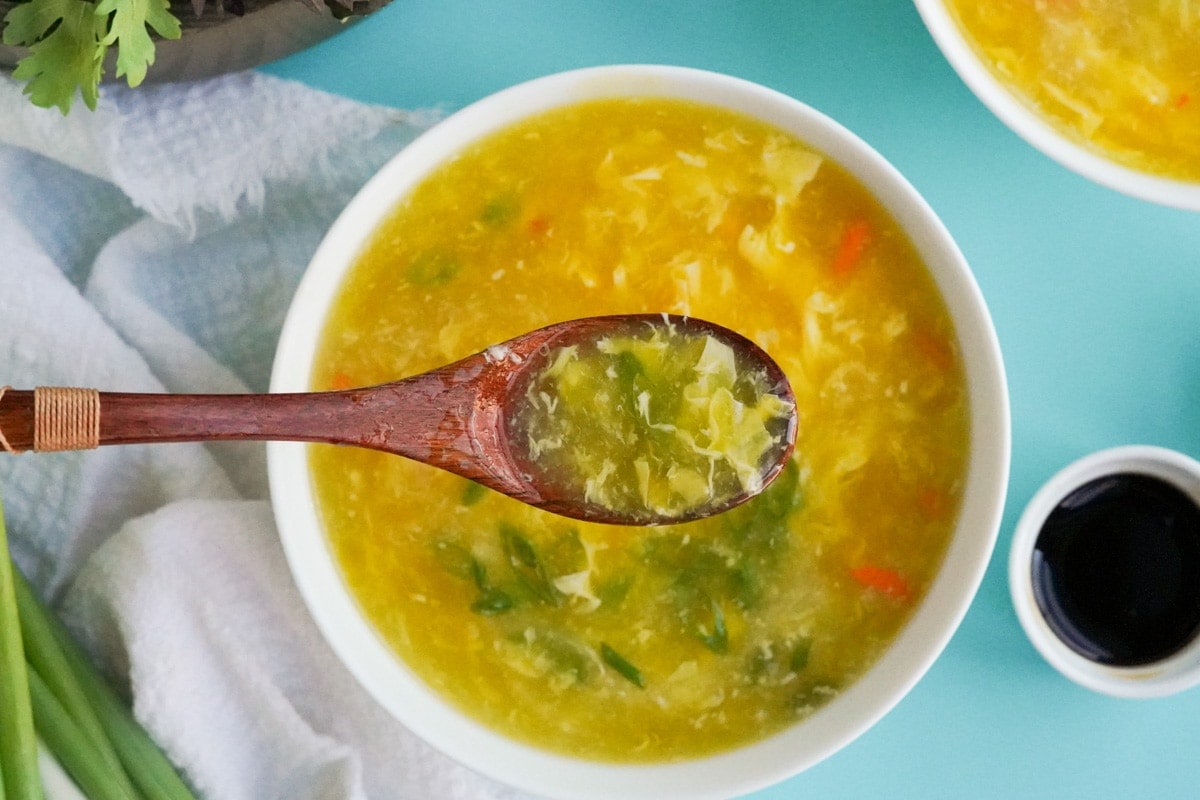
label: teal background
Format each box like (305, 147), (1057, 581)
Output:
(265, 1), (1200, 797)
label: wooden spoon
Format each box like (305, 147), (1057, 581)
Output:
(0, 314), (796, 525)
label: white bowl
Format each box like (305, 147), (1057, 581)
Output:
(268, 65), (1011, 799)
(912, 0), (1200, 211)
(1010, 446), (1200, 698)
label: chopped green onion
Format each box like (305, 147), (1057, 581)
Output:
(405, 249), (461, 287)
(523, 631), (593, 684)
(596, 575), (633, 610)
(471, 588), (514, 616)
(460, 480), (488, 506)
(432, 541), (476, 579)
(696, 599), (728, 654)
(599, 643), (645, 688)
(0, 502), (42, 800)
(468, 558), (488, 592)
(500, 525), (561, 606)
(503, 526), (539, 569)
(790, 638), (812, 672)
(479, 194), (520, 228)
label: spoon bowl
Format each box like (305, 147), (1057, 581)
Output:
(500, 314), (797, 524)
(0, 313), (795, 526)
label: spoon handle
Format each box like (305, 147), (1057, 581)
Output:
(0, 379), (490, 454)
(0, 386), (365, 453)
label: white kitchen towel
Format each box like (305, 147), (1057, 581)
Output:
(0, 70), (527, 800)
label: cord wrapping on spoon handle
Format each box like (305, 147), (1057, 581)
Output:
(32, 387), (100, 452)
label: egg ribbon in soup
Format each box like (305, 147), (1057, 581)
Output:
(311, 97), (970, 762)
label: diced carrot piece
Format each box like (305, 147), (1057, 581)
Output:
(913, 329), (956, 372)
(918, 487), (947, 519)
(851, 565), (910, 600)
(1175, 93), (1191, 109)
(832, 218), (871, 275)
(528, 216), (551, 236)
(330, 372), (355, 390)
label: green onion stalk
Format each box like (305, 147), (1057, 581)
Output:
(12, 567), (198, 800)
(0, 498), (42, 800)
(1, 490), (198, 800)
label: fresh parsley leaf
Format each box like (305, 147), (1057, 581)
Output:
(2, 0), (107, 113)
(1, 0), (181, 114)
(94, 0), (180, 87)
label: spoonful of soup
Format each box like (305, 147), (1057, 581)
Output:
(0, 314), (796, 525)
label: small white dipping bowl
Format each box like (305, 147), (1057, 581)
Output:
(268, 65), (1011, 800)
(1010, 446), (1200, 698)
(912, 0), (1200, 211)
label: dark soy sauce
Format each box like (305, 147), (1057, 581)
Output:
(1032, 473), (1200, 667)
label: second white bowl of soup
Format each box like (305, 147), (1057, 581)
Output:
(913, 0), (1200, 210)
(269, 65), (1010, 799)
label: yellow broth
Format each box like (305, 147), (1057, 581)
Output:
(310, 98), (970, 761)
(944, 0), (1200, 182)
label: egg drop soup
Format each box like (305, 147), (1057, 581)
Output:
(944, 0), (1200, 182)
(309, 98), (970, 762)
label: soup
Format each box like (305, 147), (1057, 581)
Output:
(511, 319), (796, 522)
(943, 0), (1200, 182)
(310, 97), (970, 761)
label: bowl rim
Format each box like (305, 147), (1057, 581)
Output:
(268, 63), (1011, 800)
(1008, 445), (1200, 698)
(911, 0), (1200, 212)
